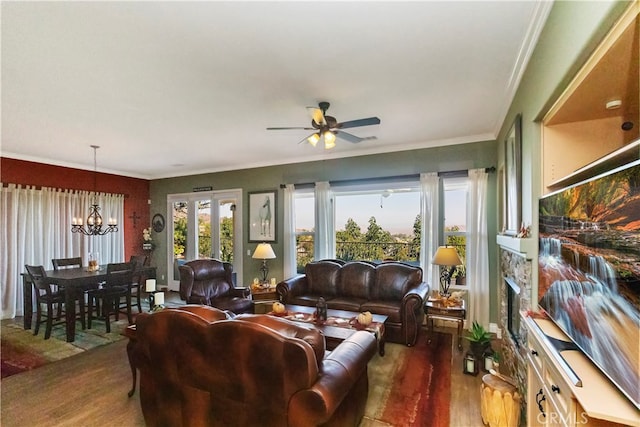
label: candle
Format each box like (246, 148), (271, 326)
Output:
(146, 279), (156, 292)
(154, 292), (164, 306)
(270, 278), (276, 286)
(466, 359), (475, 373)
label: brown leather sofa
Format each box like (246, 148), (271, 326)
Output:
(131, 306), (377, 427)
(277, 260), (429, 346)
(179, 258), (253, 314)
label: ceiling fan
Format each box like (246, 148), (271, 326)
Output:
(267, 102), (380, 149)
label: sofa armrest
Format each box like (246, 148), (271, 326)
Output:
(276, 274), (307, 303)
(230, 287), (251, 298)
(405, 280), (430, 303)
(288, 331), (376, 427)
(178, 265), (194, 301)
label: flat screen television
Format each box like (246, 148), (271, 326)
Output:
(538, 158), (640, 409)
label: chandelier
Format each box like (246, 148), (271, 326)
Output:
(71, 145), (118, 236)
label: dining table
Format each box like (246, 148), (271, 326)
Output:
(22, 265), (156, 342)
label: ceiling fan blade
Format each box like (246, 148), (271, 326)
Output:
(336, 131), (377, 144)
(267, 127), (314, 130)
(306, 107), (326, 126)
(336, 117), (381, 129)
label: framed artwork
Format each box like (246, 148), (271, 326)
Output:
(248, 190), (277, 242)
(504, 114), (522, 236)
(152, 213), (165, 232)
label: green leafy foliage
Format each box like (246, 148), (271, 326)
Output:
(464, 321), (492, 344)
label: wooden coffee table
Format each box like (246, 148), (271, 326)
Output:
(278, 304), (388, 356)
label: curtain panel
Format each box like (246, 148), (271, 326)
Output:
(420, 172), (440, 288)
(466, 169), (490, 328)
(0, 184), (124, 319)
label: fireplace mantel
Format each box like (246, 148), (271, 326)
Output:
(496, 235), (536, 259)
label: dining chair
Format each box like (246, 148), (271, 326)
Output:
(87, 262), (134, 333)
(52, 256), (94, 327)
(52, 257), (82, 270)
(24, 265), (68, 339)
(127, 255), (149, 314)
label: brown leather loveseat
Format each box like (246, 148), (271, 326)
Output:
(132, 305), (377, 427)
(277, 260), (429, 346)
(179, 258), (253, 314)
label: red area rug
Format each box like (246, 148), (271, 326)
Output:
(366, 332), (452, 426)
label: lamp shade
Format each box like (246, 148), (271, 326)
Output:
(431, 246), (462, 266)
(252, 243), (276, 260)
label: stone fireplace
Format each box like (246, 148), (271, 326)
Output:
(496, 236), (535, 406)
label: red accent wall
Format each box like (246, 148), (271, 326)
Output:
(1, 157), (150, 260)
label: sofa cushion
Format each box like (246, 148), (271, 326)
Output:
(306, 260), (342, 297)
(337, 261), (374, 300)
(372, 262), (422, 301)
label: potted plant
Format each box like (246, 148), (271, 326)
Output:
(465, 321), (492, 358)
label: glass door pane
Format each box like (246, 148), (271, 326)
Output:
(172, 200), (188, 285)
(197, 199), (212, 258)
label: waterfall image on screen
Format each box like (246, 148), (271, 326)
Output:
(538, 160), (640, 410)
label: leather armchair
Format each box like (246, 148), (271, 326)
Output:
(179, 259), (252, 314)
(132, 307), (377, 427)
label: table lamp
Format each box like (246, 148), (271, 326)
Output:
(252, 243), (276, 284)
(431, 245), (463, 296)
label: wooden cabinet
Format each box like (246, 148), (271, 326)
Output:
(524, 315), (639, 426)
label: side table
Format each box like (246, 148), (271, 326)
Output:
(424, 298), (466, 350)
(251, 288), (279, 314)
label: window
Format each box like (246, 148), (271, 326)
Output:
(294, 190), (315, 273)
(333, 185), (420, 263)
(293, 180), (421, 271)
(443, 177), (468, 286)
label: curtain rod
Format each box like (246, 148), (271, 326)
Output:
(280, 166), (495, 189)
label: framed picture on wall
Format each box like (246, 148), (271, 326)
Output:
(248, 190), (277, 242)
(504, 114), (522, 236)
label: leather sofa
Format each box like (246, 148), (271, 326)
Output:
(179, 258), (253, 314)
(131, 305), (377, 427)
(277, 260), (429, 346)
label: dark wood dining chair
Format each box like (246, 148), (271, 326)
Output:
(52, 256), (93, 327)
(25, 265), (67, 339)
(52, 257), (82, 270)
(128, 255), (149, 314)
(87, 262), (134, 333)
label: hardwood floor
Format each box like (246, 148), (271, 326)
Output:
(1, 298), (488, 426)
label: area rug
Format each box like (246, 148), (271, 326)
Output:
(364, 332), (452, 427)
(1, 318), (128, 379)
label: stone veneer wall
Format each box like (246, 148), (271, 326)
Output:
(498, 248), (533, 413)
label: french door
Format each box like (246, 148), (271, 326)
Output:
(167, 189), (243, 291)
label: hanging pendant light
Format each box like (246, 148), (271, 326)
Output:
(71, 145), (118, 236)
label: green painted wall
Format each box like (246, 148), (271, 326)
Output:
(495, 0), (631, 307)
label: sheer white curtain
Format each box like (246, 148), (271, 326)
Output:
(466, 168), (490, 328)
(314, 182), (335, 260)
(0, 184), (124, 319)
(282, 184), (297, 278)
(420, 172), (440, 287)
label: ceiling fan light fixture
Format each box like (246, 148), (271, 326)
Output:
(307, 133), (320, 146)
(323, 130), (336, 149)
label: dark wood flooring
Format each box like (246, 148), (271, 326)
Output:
(1, 293), (488, 426)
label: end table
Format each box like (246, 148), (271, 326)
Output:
(424, 298), (466, 350)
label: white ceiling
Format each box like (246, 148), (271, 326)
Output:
(1, 1), (550, 180)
